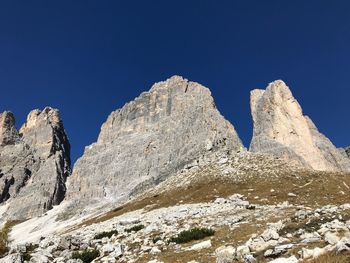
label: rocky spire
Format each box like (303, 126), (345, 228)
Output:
(250, 80), (350, 172)
(0, 111), (19, 146)
(66, 76), (244, 211)
(0, 107), (71, 220)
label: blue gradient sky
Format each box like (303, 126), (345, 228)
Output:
(1, 1), (349, 163)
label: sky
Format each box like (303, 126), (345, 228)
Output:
(0, 1), (349, 163)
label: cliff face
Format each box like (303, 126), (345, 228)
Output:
(66, 76), (244, 210)
(0, 107), (71, 220)
(250, 80), (350, 172)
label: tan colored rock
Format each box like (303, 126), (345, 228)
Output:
(250, 80), (350, 172)
(66, 76), (244, 213)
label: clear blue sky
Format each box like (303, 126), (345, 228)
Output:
(1, 1), (349, 163)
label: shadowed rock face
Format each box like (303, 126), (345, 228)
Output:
(250, 80), (350, 172)
(0, 112), (19, 146)
(346, 147), (350, 158)
(0, 107), (71, 220)
(66, 76), (244, 211)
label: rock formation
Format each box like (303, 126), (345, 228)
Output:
(250, 80), (350, 172)
(0, 107), (71, 220)
(66, 76), (244, 211)
(345, 147), (350, 158)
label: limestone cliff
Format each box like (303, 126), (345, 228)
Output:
(0, 107), (71, 220)
(66, 76), (244, 210)
(250, 80), (350, 172)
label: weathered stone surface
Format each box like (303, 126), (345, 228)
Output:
(66, 76), (244, 211)
(0, 112), (19, 146)
(345, 147), (350, 158)
(250, 80), (350, 172)
(0, 107), (71, 220)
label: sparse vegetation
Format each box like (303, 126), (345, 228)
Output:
(94, 229), (118, 239)
(169, 227), (215, 244)
(21, 252), (32, 261)
(308, 251), (350, 263)
(152, 236), (162, 243)
(0, 221), (16, 256)
(72, 249), (100, 263)
(125, 224), (144, 233)
(20, 243), (38, 261)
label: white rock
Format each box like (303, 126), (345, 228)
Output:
(268, 256), (298, 263)
(189, 240), (212, 251)
(324, 231), (340, 245)
(215, 246), (235, 263)
(301, 246), (329, 259)
(261, 229), (279, 241)
(236, 245), (250, 259)
(150, 246), (161, 254)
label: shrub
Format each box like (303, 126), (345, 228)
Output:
(22, 252), (32, 261)
(125, 224), (144, 233)
(94, 229), (118, 239)
(72, 249), (100, 263)
(169, 227), (215, 244)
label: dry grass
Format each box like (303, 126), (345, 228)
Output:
(0, 220), (20, 256)
(307, 251), (350, 262)
(71, 168), (350, 230)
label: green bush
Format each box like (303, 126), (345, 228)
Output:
(169, 227), (215, 244)
(125, 224), (144, 233)
(72, 249), (100, 263)
(94, 229), (118, 239)
(22, 252), (32, 261)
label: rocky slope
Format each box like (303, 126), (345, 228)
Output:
(250, 80), (350, 172)
(0, 107), (71, 220)
(5, 151), (350, 263)
(65, 76), (244, 214)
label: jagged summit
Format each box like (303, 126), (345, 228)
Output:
(250, 80), (350, 172)
(0, 107), (71, 220)
(66, 76), (244, 212)
(0, 111), (19, 146)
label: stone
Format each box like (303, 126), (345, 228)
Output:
(261, 228), (279, 241)
(215, 246), (236, 263)
(236, 245), (250, 259)
(189, 240), (212, 251)
(0, 107), (71, 220)
(250, 80), (350, 172)
(300, 246), (331, 259)
(324, 231), (340, 245)
(335, 238), (350, 252)
(244, 254), (257, 262)
(268, 256), (298, 263)
(66, 76), (244, 214)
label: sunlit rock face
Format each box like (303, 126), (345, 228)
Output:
(0, 107), (71, 220)
(250, 80), (350, 172)
(66, 76), (244, 211)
